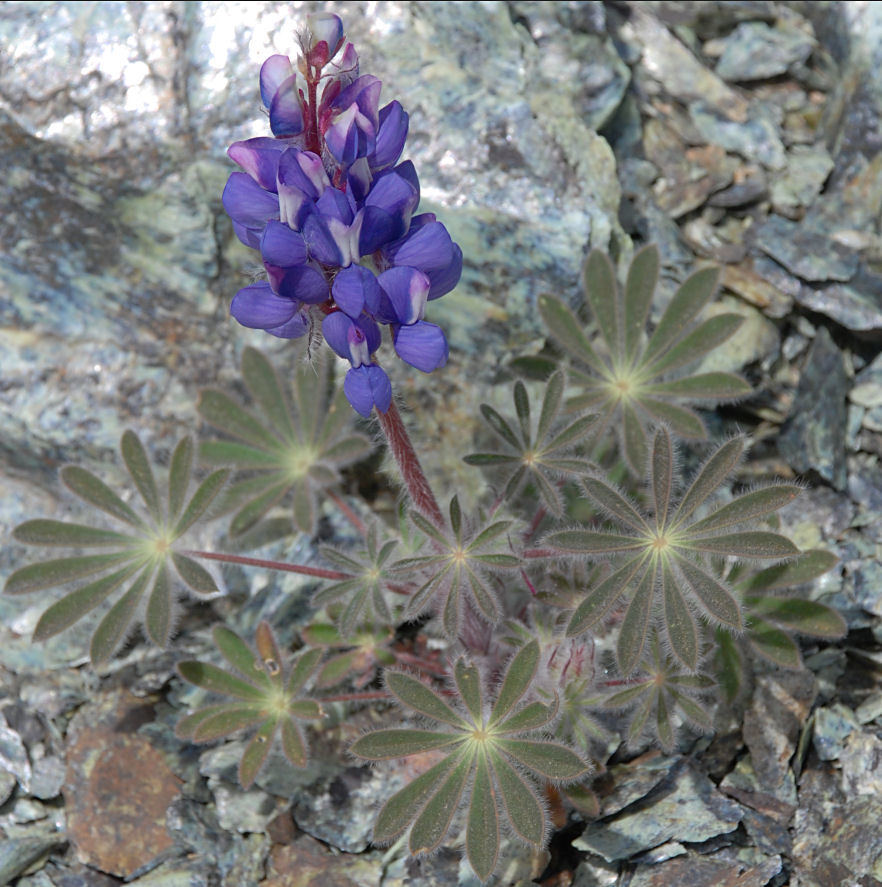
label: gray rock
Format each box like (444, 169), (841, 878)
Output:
(0, 717), (31, 793)
(0, 836), (64, 885)
(574, 760), (743, 863)
(770, 144), (833, 217)
(755, 214), (858, 283)
(689, 102), (786, 170)
(714, 21), (815, 82)
(742, 671), (815, 802)
(779, 326), (850, 490)
(812, 703), (859, 761)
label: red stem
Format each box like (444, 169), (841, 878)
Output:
(326, 490), (367, 536)
(376, 400), (444, 527)
(523, 548), (556, 560)
(180, 550), (349, 581)
(306, 69), (321, 155)
(315, 690), (390, 703)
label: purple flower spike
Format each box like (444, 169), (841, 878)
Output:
(344, 364), (392, 417)
(394, 321), (449, 373)
(223, 16), (462, 415)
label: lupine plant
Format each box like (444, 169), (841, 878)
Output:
(5, 13), (846, 884)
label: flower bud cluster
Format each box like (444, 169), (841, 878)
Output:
(222, 13), (462, 416)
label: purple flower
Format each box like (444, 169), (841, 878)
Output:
(222, 15), (462, 416)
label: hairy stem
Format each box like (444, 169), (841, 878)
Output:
(327, 489), (367, 536)
(315, 690), (390, 703)
(376, 400), (444, 527)
(180, 549), (349, 581)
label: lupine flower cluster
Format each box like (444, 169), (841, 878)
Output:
(222, 13), (462, 416)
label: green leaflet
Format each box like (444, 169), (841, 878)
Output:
(373, 755), (459, 844)
(467, 752), (499, 882)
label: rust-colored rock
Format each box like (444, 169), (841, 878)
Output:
(64, 691), (181, 878)
(262, 834), (381, 887)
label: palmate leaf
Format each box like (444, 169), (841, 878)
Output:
(315, 523), (400, 638)
(539, 246), (751, 473)
(394, 497), (522, 640)
(604, 630), (715, 750)
(301, 622), (395, 689)
(351, 641), (589, 883)
(176, 621), (324, 788)
(714, 549), (845, 693)
(6, 431), (228, 665)
(464, 371), (595, 516)
(549, 428), (803, 673)
(198, 348), (371, 535)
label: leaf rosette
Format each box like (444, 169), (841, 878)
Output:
(6, 432), (228, 664)
(198, 348), (371, 536)
(464, 370), (595, 516)
(604, 630), (715, 750)
(392, 496), (522, 640)
(539, 245), (751, 473)
(176, 621), (324, 788)
(351, 640), (589, 883)
(547, 427), (801, 673)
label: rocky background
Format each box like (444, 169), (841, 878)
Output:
(1, 2), (882, 885)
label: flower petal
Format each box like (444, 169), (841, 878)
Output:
(302, 212), (344, 266)
(231, 282), (297, 330)
(275, 264), (329, 304)
(333, 265), (381, 318)
(377, 267), (430, 325)
(260, 220), (308, 267)
(269, 74), (304, 137)
(358, 170), (419, 254)
(222, 172), (279, 229)
(306, 12), (345, 64)
(232, 220), (261, 250)
(322, 311), (355, 360)
(370, 101), (409, 171)
(267, 311), (310, 339)
(386, 221), (462, 299)
(278, 148), (328, 229)
(260, 55), (294, 109)
(394, 321), (449, 373)
(227, 137), (287, 191)
(344, 365), (391, 417)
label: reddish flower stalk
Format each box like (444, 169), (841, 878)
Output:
(180, 549), (350, 581)
(376, 399), (444, 527)
(326, 489), (367, 536)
